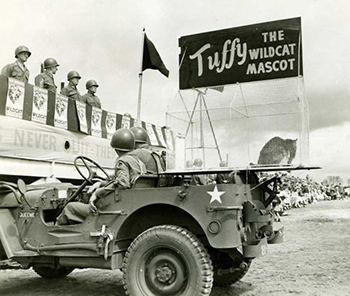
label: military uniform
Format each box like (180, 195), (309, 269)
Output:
(81, 92), (101, 108)
(35, 71), (57, 93)
(1, 61), (30, 83)
(129, 146), (158, 174)
(60, 82), (83, 101)
(56, 153), (145, 225)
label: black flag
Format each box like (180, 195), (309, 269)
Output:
(142, 34), (169, 78)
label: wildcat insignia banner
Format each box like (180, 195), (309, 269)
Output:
(145, 123), (159, 146)
(32, 86), (48, 124)
(155, 126), (167, 147)
(91, 107), (102, 137)
(179, 17), (302, 89)
(0, 75), (175, 152)
(105, 111), (117, 139)
(54, 94), (68, 129)
(76, 100), (88, 134)
(5, 78), (25, 119)
(121, 114), (131, 129)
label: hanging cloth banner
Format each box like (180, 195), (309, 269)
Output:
(105, 111), (117, 139)
(54, 94), (68, 129)
(32, 86), (48, 124)
(145, 123), (159, 146)
(121, 114), (131, 129)
(5, 78), (25, 119)
(155, 126), (167, 147)
(91, 107), (102, 137)
(76, 100), (88, 134)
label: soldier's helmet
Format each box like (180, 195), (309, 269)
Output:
(86, 80), (99, 89)
(130, 126), (149, 144)
(44, 58), (59, 69)
(110, 128), (135, 152)
(15, 46), (31, 58)
(193, 158), (203, 167)
(67, 70), (81, 80)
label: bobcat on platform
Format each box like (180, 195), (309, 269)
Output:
(258, 137), (297, 165)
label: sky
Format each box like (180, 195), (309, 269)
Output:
(0, 0), (349, 182)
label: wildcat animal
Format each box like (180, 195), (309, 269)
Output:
(257, 137), (297, 165)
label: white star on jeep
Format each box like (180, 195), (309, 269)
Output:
(207, 185), (225, 204)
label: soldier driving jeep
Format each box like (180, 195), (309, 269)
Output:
(56, 128), (146, 225)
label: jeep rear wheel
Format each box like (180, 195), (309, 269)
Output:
(122, 225), (213, 296)
(33, 265), (74, 279)
(213, 258), (252, 287)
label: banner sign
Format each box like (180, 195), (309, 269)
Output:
(0, 116), (115, 168)
(121, 114), (131, 129)
(32, 86), (48, 124)
(105, 111), (117, 139)
(5, 78), (25, 119)
(91, 107), (103, 137)
(179, 17), (302, 89)
(54, 94), (68, 129)
(76, 100), (88, 134)
(155, 126), (167, 147)
(0, 76), (174, 150)
(145, 123), (158, 145)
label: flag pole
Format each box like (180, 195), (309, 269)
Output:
(137, 28), (146, 127)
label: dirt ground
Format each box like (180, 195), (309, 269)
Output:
(0, 199), (349, 296)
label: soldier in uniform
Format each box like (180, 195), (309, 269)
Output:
(82, 79), (101, 108)
(129, 126), (158, 174)
(56, 129), (146, 225)
(34, 58), (59, 93)
(192, 158), (210, 185)
(60, 70), (83, 101)
(1, 45), (31, 83)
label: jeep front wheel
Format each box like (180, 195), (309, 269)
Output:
(122, 225), (213, 296)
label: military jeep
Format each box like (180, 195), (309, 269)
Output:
(0, 155), (290, 296)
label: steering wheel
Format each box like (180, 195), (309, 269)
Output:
(64, 156), (111, 205)
(74, 156), (110, 184)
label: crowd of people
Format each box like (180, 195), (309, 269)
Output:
(1, 45), (101, 108)
(260, 172), (349, 222)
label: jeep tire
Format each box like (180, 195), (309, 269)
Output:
(122, 225), (213, 296)
(33, 265), (74, 279)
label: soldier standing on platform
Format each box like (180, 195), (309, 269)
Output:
(1, 46), (31, 83)
(60, 70), (83, 101)
(34, 58), (59, 93)
(82, 79), (101, 108)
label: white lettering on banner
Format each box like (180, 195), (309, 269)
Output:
(13, 129), (114, 159)
(248, 44), (296, 60)
(15, 129), (57, 150)
(188, 29), (299, 78)
(189, 38), (247, 76)
(261, 30), (285, 43)
(246, 59), (296, 75)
